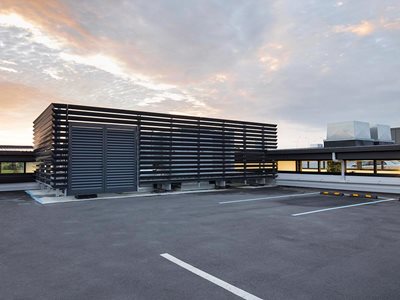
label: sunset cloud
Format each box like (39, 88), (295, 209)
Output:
(334, 19), (400, 36)
(0, 66), (18, 73)
(334, 21), (375, 36)
(0, 12), (63, 49)
(0, 0), (95, 49)
(1, 0), (400, 147)
(0, 81), (73, 144)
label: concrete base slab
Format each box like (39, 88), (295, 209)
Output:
(137, 186), (153, 193)
(181, 182), (215, 191)
(237, 184), (277, 189)
(0, 182), (39, 192)
(25, 187), (229, 205)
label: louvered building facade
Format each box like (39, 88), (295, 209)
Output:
(34, 104), (277, 196)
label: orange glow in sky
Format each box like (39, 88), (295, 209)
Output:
(1, 1), (400, 147)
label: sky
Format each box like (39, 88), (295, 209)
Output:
(0, 0), (399, 148)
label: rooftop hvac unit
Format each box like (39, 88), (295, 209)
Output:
(370, 124), (393, 142)
(326, 121), (372, 141)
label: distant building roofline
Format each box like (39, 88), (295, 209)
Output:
(269, 144), (400, 161)
(0, 145), (33, 152)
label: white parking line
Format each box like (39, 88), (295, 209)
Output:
(292, 198), (397, 217)
(219, 192), (320, 204)
(160, 253), (263, 300)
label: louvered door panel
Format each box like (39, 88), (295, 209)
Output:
(68, 125), (104, 195)
(105, 127), (137, 192)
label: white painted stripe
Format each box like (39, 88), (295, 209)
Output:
(292, 198), (397, 216)
(219, 192), (319, 204)
(161, 253), (263, 300)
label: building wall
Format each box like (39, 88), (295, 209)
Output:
(275, 154), (400, 193)
(391, 128), (400, 144)
(276, 173), (400, 194)
(0, 150), (36, 184)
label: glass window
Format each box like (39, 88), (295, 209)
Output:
(319, 161), (328, 172)
(277, 161), (296, 172)
(0, 162), (24, 174)
(25, 162), (37, 173)
(301, 160), (318, 172)
(346, 160), (374, 174)
(376, 160), (400, 175)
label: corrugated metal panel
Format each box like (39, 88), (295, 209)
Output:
(105, 126), (137, 192)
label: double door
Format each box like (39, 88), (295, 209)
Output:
(68, 123), (138, 195)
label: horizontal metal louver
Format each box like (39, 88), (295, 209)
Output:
(35, 104), (277, 191)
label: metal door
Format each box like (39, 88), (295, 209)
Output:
(105, 126), (138, 193)
(68, 123), (138, 195)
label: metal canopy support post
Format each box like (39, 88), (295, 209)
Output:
(341, 160), (346, 180)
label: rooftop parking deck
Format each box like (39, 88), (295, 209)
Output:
(1, 187), (400, 299)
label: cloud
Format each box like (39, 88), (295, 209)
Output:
(1, 0), (400, 148)
(381, 20), (400, 30)
(0, 81), (75, 145)
(0, 66), (18, 73)
(0, 59), (17, 65)
(0, 0), (274, 83)
(38, 1), (274, 83)
(334, 21), (375, 36)
(42, 68), (63, 80)
(333, 19), (400, 36)
(59, 52), (175, 91)
(258, 43), (289, 72)
(0, 0), (95, 50)
(0, 12), (63, 49)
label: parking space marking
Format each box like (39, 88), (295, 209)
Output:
(292, 198), (397, 217)
(219, 192), (319, 204)
(160, 253), (263, 300)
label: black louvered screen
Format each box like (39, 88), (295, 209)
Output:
(34, 103), (277, 192)
(68, 123), (137, 195)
